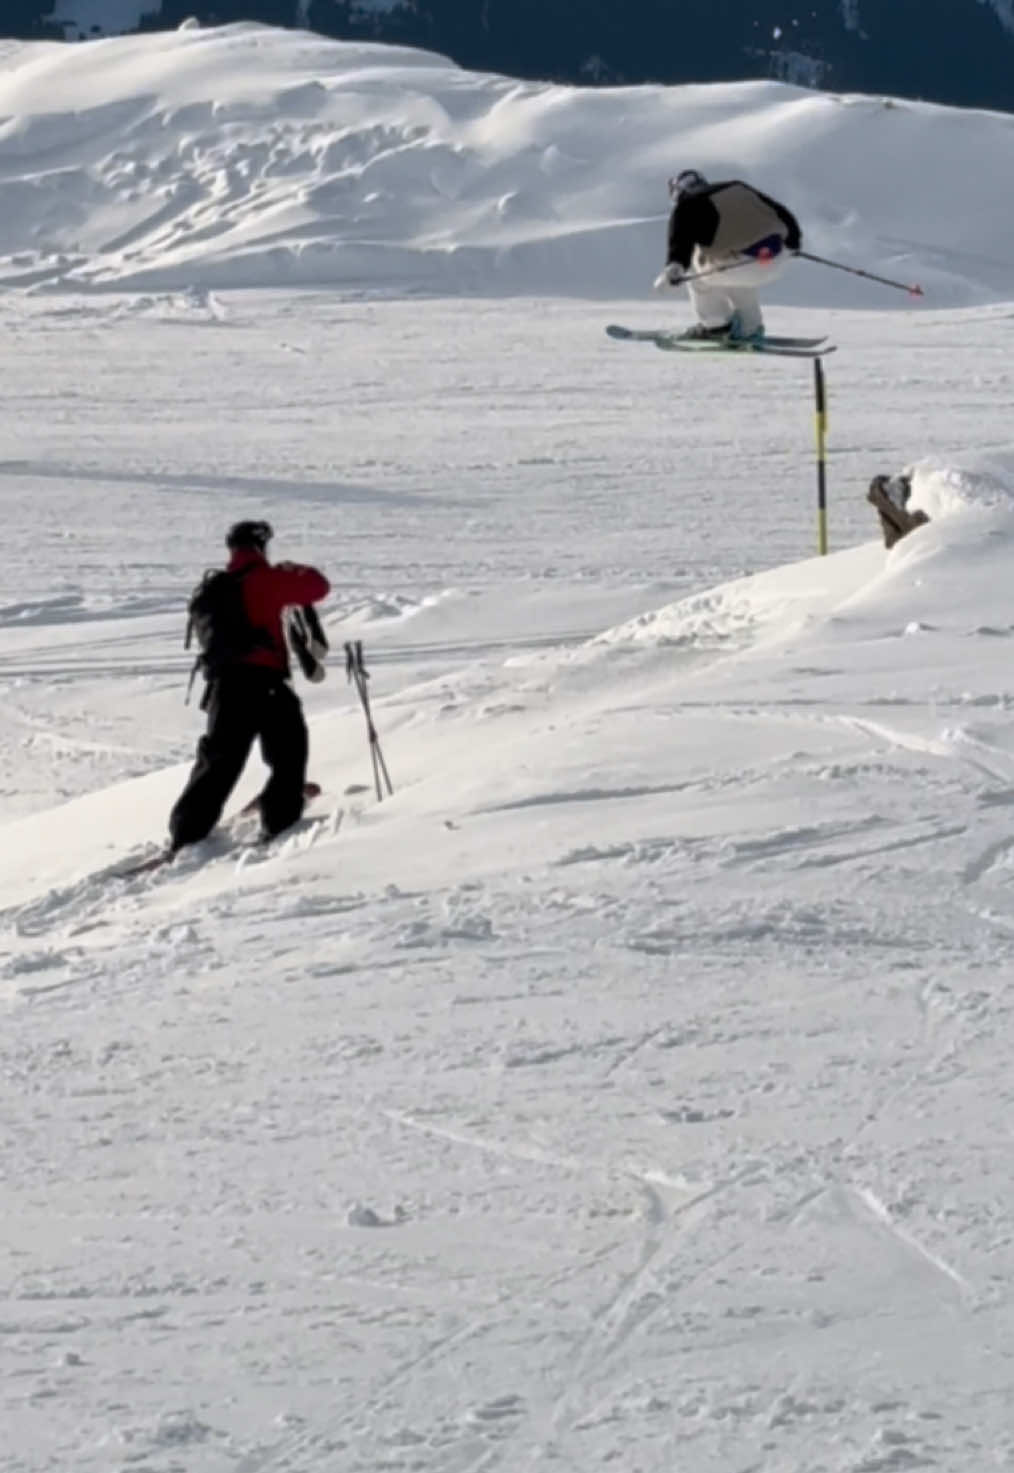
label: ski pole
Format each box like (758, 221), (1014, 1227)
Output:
(344, 640), (394, 801)
(678, 254), (772, 285)
(795, 250), (924, 298)
(681, 249), (924, 298)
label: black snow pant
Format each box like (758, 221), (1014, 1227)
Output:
(169, 666), (309, 852)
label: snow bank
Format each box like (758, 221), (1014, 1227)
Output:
(595, 448), (1014, 656)
(5, 449), (1013, 915)
(908, 451), (1014, 518)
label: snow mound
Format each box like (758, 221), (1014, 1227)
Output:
(595, 545), (882, 654)
(6, 452), (1014, 918)
(120, 285), (229, 322)
(0, 22), (1010, 299)
(598, 463), (1014, 657)
(341, 592), (426, 625)
(907, 452), (1014, 518)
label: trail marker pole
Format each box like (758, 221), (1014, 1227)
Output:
(814, 358), (828, 555)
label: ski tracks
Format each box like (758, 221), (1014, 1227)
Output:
(849, 1184), (972, 1297)
(0, 809), (345, 997)
(245, 1110), (758, 1473)
(482, 1172), (753, 1473)
(839, 709), (1014, 885)
(767, 978), (980, 1332)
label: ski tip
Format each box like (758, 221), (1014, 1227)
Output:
(118, 847), (175, 878)
(766, 343), (838, 358)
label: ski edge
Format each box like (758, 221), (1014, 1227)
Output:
(652, 338), (837, 359)
(606, 323), (830, 350)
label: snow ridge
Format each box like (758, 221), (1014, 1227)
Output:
(0, 23), (1010, 300)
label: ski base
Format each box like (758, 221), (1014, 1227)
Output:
(606, 323), (834, 356)
(656, 337), (836, 359)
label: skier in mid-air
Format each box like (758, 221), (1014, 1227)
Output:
(655, 170), (802, 342)
(168, 519), (330, 854)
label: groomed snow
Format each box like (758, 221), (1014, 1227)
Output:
(3, 23), (1014, 1473)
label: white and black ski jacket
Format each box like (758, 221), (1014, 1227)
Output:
(667, 179), (802, 271)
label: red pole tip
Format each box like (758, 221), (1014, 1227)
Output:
(909, 284), (924, 297)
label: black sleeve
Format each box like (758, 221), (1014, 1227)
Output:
(666, 195), (718, 270)
(756, 189), (802, 251)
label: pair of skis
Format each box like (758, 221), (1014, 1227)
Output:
(605, 323), (835, 358)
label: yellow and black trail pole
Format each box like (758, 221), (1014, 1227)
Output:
(814, 358), (828, 555)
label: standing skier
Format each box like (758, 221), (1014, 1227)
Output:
(655, 170), (802, 342)
(169, 520), (330, 853)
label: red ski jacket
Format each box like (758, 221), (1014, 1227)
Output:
(227, 547), (330, 673)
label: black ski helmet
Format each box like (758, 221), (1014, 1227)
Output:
(226, 519), (273, 552)
(669, 169), (708, 199)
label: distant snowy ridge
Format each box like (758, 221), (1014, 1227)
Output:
(26, 1), (1014, 114)
(0, 23), (1012, 301)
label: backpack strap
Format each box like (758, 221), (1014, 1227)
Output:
(181, 562), (269, 702)
(184, 660), (199, 706)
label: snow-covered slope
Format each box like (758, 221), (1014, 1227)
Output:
(5, 25), (1014, 1473)
(6, 288), (1014, 1471)
(3, 450), (1011, 907)
(7, 351), (1014, 1468)
(0, 22), (1011, 300)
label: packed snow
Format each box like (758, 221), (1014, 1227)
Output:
(3, 22), (1014, 1473)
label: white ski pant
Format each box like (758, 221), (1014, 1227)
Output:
(688, 249), (788, 335)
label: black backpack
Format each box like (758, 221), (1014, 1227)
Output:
(184, 566), (269, 699)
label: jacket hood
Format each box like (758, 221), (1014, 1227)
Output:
(226, 546), (268, 573)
